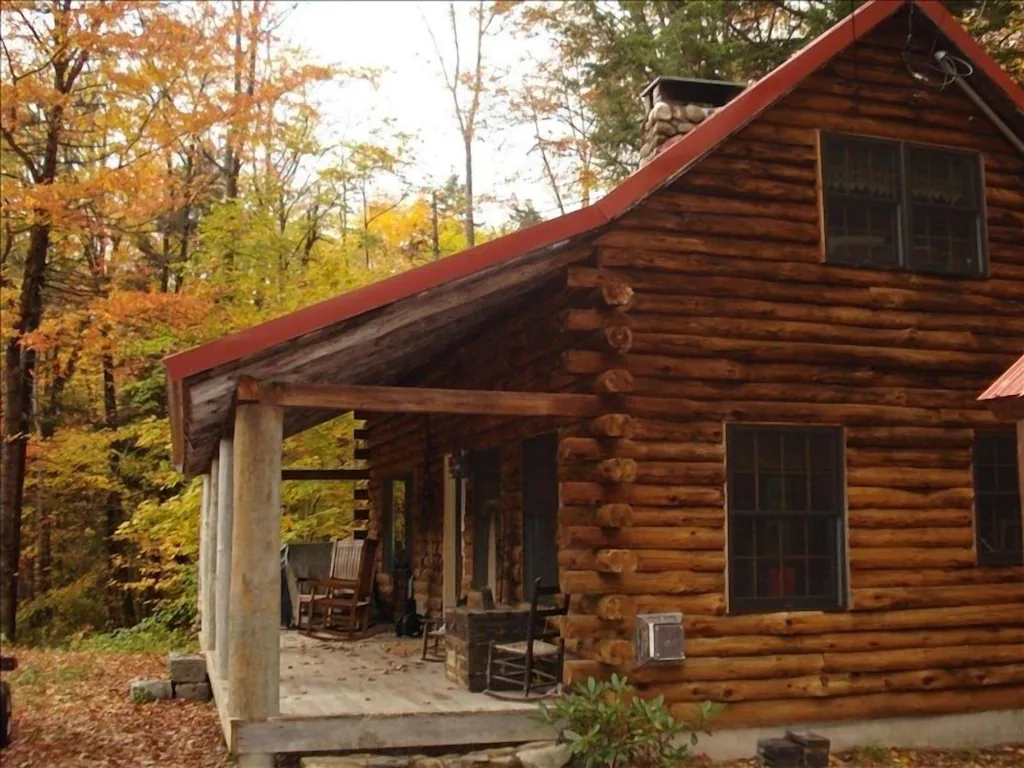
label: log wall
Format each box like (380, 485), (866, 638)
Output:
(559, 16), (1024, 728)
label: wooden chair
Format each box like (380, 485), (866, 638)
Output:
(299, 538), (378, 639)
(295, 539), (356, 628)
(486, 578), (568, 699)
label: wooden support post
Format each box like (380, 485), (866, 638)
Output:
(198, 473), (212, 651)
(228, 402), (284, 759)
(204, 458), (219, 653)
(215, 438), (234, 680)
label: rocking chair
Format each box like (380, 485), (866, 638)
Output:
(485, 578), (568, 699)
(298, 538), (378, 639)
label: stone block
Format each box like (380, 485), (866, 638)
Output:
(300, 760), (368, 768)
(516, 744), (571, 768)
(785, 731), (830, 768)
(168, 652), (207, 683)
(174, 682), (212, 702)
(129, 679), (172, 703)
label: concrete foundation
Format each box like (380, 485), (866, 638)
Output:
(697, 708), (1024, 761)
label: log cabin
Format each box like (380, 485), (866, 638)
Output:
(163, 1), (1024, 763)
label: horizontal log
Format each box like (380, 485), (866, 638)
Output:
(850, 548), (977, 570)
(618, 207), (820, 245)
(628, 644), (1024, 686)
(846, 467), (972, 490)
(560, 505), (724, 529)
(568, 266), (1023, 317)
(563, 350), (993, 399)
(682, 603), (1024, 638)
(559, 481), (723, 508)
(598, 248), (1024, 305)
(683, 626), (1024, 658)
(602, 325), (633, 354)
(850, 584), (1024, 612)
(848, 488), (973, 510)
(558, 548), (724, 574)
(559, 570), (723, 596)
(238, 379), (603, 418)
(846, 427), (973, 449)
(671, 685), (1024, 729)
(281, 468), (368, 481)
(670, 169), (817, 203)
(559, 525), (724, 551)
(846, 448), (971, 470)
(660, 663), (1024, 705)
(852, 566), (1024, 589)
(848, 528), (974, 549)
(562, 461), (723, 485)
(558, 437), (723, 463)
(628, 290), (1021, 338)
(648, 190), (819, 223)
(625, 395), (995, 430)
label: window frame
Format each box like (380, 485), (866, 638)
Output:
(972, 430), (1023, 567)
(726, 424), (848, 614)
(381, 470), (414, 574)
(821, 132), (988, 277)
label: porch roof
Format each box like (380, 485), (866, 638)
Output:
(163, 0), (1024, 477)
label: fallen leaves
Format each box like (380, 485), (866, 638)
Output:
(2, 647), (228, 767)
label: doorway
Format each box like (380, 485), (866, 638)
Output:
(522, 432), (559, 596)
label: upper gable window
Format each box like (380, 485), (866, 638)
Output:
(822, 134), (986, 276)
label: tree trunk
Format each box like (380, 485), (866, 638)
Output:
(463, 136), (475, 247)
(0, 220), (50, 641)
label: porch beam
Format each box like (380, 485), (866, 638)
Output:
(229, 402), (284, 768)
(281, 468), (369, 481)
(237, 378), (603, 418)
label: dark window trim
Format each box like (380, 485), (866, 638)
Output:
(822, 132), (988, 277)
(973, 430), (1023, 567)
(726, 424), (848, 614)
(381, 470), (414, 574)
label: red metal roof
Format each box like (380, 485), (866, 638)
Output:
(979, 355), (1024, 417)
(164, 0), (1024, 470)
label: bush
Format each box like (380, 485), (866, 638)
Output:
(73, 610), (196, 654)
(538, 675), (721, 768)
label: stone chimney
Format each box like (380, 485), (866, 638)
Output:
(638, 76), (746, 165)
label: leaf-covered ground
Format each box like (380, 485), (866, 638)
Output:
(2, 647), (229, 767)
(1, 646), (1021, 767)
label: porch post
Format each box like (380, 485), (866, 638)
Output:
(198, 473), (212, 651)
(215, 437), (234, 679)
(228, 402), (283, 767)
(203, 457), (219, 653)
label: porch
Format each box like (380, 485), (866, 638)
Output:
(207, 630), (549, 756)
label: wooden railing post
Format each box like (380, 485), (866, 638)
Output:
(215, 437), (233, 679)
(228, 402), (283, 767)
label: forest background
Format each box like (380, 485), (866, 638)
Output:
(1, 0), (1021, 647)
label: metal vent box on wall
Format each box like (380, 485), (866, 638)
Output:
(634, 612), (684, 666)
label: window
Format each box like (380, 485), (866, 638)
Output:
(822, 134), (985, 276)
(973, 433), (1022, 566)
(727, 425), (846, 612)
(382, 473), (413, 573)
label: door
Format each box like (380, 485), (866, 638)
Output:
(522, 432), (559, 597)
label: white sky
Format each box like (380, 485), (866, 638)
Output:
(282, 1), (571, 226)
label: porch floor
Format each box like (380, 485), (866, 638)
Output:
(209, 630), (552, 756)
(279, 630), (538, 718)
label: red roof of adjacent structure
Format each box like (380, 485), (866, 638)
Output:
(164, 0), (1024, 472)
(980, 355), (1024, 418)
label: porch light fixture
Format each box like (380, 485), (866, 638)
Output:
(635, 612), (685, 666)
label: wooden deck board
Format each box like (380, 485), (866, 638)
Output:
(218, 630), (552, 754)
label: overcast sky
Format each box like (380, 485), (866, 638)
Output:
(282, 1), (570, 225)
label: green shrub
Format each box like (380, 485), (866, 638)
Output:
(538, 675), (722, 768)
(73, 610), (196, 653)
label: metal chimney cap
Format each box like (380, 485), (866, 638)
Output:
(640, 76), (747, 110)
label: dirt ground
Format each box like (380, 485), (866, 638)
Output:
(1, 646), (1021, 767)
